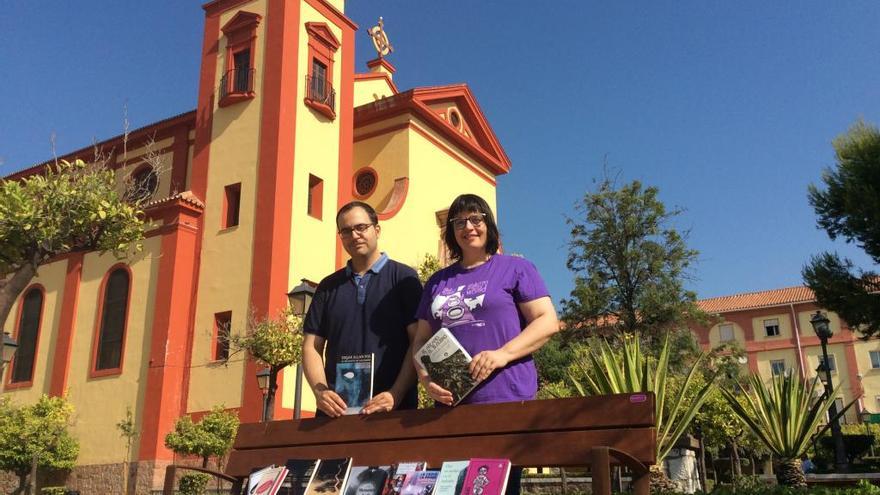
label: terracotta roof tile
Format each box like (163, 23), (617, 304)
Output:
(143, 191), (205, 210)
(697, 285), (816, 314)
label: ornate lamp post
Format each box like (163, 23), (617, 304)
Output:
(1, 332), (18, 380)
(256, 367), (271, 422)
(810, 310), (848, 472)
(287, 280), (315, 420)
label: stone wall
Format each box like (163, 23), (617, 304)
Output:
(0, 460), (171, 494)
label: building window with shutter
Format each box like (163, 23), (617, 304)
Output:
(719, 324), (735, 343)
(9, 287), (44, 386)
(764, 318), (780, 337)
(92, 267), (131, 375)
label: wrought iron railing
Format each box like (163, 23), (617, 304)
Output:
(219, 67), (255, 100)
(304, 74), (335, 113)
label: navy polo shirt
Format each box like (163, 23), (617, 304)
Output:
(304, 256), (423, 410)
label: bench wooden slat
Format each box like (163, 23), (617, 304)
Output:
(225, 427), (656, 476)
(233, 394), (654, 450)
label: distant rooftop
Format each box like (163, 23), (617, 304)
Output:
(697, 285), (815, 313)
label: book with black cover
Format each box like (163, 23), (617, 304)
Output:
(305, 458), (354, 495)
(414, 328), (478, 405)
(342, 465), (391, 495)
(278, 459), (319, 495)
(336, 353), (374, 414)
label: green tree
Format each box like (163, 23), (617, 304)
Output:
(803, 120), (880, 337)
(116, 406), (138, 495)
(0, 395), (79, 495)
(0, 159), (145, 329)
(414, 254), (444, 408)
(164, 406), (239, 469)
(562, 177), (707, 345)
(228, 307), (303, 420)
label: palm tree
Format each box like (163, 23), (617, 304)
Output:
(720, 373), (855, 488)
(568, 333), (715, 489)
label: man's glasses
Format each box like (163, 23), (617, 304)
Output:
(449, 213), (486, 230)
(338, 223), (374, 238)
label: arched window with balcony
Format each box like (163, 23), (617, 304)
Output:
(9, 286), (44, 385)
(92, 266), (131, 375)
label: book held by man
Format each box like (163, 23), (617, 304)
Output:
(460, 459), (511, 495)
(335, 353), (374, 415)
(414, 328), (478, 405)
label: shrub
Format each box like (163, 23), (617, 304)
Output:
(179, 472), (211, 495)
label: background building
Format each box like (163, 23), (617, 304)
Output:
(693, 284), (880, 424)
(0, 0), (511, 492)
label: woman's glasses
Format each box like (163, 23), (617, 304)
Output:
(449, 213), (486, 230)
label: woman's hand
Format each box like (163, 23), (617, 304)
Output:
(469, 349), (511, 382)
(421, 377), (454, 406)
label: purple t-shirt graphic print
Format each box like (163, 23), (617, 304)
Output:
(416, 254), (549, 404)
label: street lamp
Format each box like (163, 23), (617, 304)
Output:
(287, 280), (315, 420)
(1, 332), (18, 379)
(810, 310), (848, 473)
(256, 367), (271, 422)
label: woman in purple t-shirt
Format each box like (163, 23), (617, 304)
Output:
(412, 194), (560, 406)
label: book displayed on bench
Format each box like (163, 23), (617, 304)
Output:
(460, 459), (511, 495)
(399, 469), (439, 495)
(305, 458), (353, 495)
(380, 462), (426, 495)
(432, 460), (469, 495)
(342, 465), (391, 495)
(278, 459), (319, 495)
(414, 328), (478, 405)
(247, 464), (289, 495)
(336, 353), (374, 415)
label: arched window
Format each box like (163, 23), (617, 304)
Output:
(11, 287), (44, 384)
(95, 268), (131, 372)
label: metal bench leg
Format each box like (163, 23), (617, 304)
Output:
(591, 447), (611, 495)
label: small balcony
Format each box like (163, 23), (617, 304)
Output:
(304, 74), (336, 120)
(219, 67), (255, 107)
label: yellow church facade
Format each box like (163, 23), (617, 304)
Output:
(0, 0), (511, 492)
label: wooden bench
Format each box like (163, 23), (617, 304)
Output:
(163, 393), (656, 495)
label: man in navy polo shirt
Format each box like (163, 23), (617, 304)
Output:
(302, 201), (422, 417)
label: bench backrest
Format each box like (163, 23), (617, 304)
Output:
(224, 394), (655, 477)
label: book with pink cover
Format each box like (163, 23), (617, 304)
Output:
(459, 459), (511, 495)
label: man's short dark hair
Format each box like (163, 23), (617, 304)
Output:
(336, 201), (379, 228)
(443, 194), (500, 261)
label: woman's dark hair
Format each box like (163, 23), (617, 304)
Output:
(443, 193), (500, 261)
(336, 201), (379, 228)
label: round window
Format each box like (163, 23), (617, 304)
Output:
(354, 168), (377, 198)
(449, 109), (461, 129)
(126, 166), (159, 204)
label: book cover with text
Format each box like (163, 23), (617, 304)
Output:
(305, 458), (353, 495)
(343, 465), (391, 495)
(432, 460), (469, 495)
(414, 328), (478, 405)
(336, 353), (374, 414)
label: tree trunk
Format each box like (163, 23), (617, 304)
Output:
(731, 439), (742, 476)
(15, 470), (27, 495)
(0, 263), (37, 329)
(775, 458), (806, 488)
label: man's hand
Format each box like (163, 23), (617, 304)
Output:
(469, 349), (510, 382)
(361, 391), (397, 414)
(315, 388), (347, 417)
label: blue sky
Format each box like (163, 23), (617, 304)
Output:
(1, 1), (877, 303)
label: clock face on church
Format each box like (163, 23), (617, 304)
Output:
(355, 168), (377, 198)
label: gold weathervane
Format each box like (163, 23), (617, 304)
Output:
(368, 17), (393, 58)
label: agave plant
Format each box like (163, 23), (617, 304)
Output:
(568, 333), (716, 477)
(720, 373), (855, 488)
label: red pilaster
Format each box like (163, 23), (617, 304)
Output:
(240, 0), (301, 423)
(48, 253), (84, 397)
(138, 200), (203, 461)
